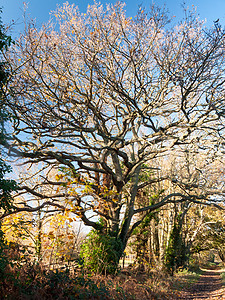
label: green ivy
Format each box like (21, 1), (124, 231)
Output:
(165, 221), (187, 275)
(80, 228), (123, 274)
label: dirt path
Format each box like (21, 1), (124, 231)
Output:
(179, 269), (225, 299)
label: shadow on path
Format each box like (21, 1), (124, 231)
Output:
(179, 268), (225, 300)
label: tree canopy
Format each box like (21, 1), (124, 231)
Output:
(1, 2), (225, 266)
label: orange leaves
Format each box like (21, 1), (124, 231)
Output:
(124, 17), (132, 26)
(48, 231), (55, 239)
(78, 177), (87, 183)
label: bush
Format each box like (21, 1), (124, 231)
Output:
(80, 229), (122, 274)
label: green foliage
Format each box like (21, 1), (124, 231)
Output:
(0, 9), (17, 213)
(165, 221), (187, 275)
(0, 9), (12, 50)
(0, 7), (13, 88)
(0, 159), (17, 212)
(0, 11), (18, 296)
(221, 271), (225, 286)
(80, 228), (123, 274)
(133, 212), (154, 237)
(131, 212), (154, 266)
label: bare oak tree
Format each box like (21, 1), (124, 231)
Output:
(2, 2), (225, 265)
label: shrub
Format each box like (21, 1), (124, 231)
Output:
(80, 229), (122, 274)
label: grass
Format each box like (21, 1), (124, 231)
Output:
(201, 261), (219, 269)
(220, 271), (225, 286)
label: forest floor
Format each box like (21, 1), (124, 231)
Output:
(2, 259), (225, 299)
(174, 267), (225, 299)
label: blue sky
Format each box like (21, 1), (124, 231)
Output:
(1, 0), (225, 36)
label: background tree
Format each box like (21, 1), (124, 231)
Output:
(2, 3), (225, 271)
(0, 8), (17, 291)
(191, 206), (225, 263)
(130, 148), (225, 271)
(0, 8), (16, 215)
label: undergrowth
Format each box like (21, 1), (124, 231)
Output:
(0, 262), (180, 300)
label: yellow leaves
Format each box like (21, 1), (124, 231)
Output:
(81, 184), (94, 194)
(65, 199), (74, 206)
(2, 210), (33, 245)
(108, 190), (115, 196)
(70, 17), (76, 23)
(72, 178), (78, 183)
(55, 174), (63, 181)
(68, 189), (75, 195)
(75, 205), (82, 211)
